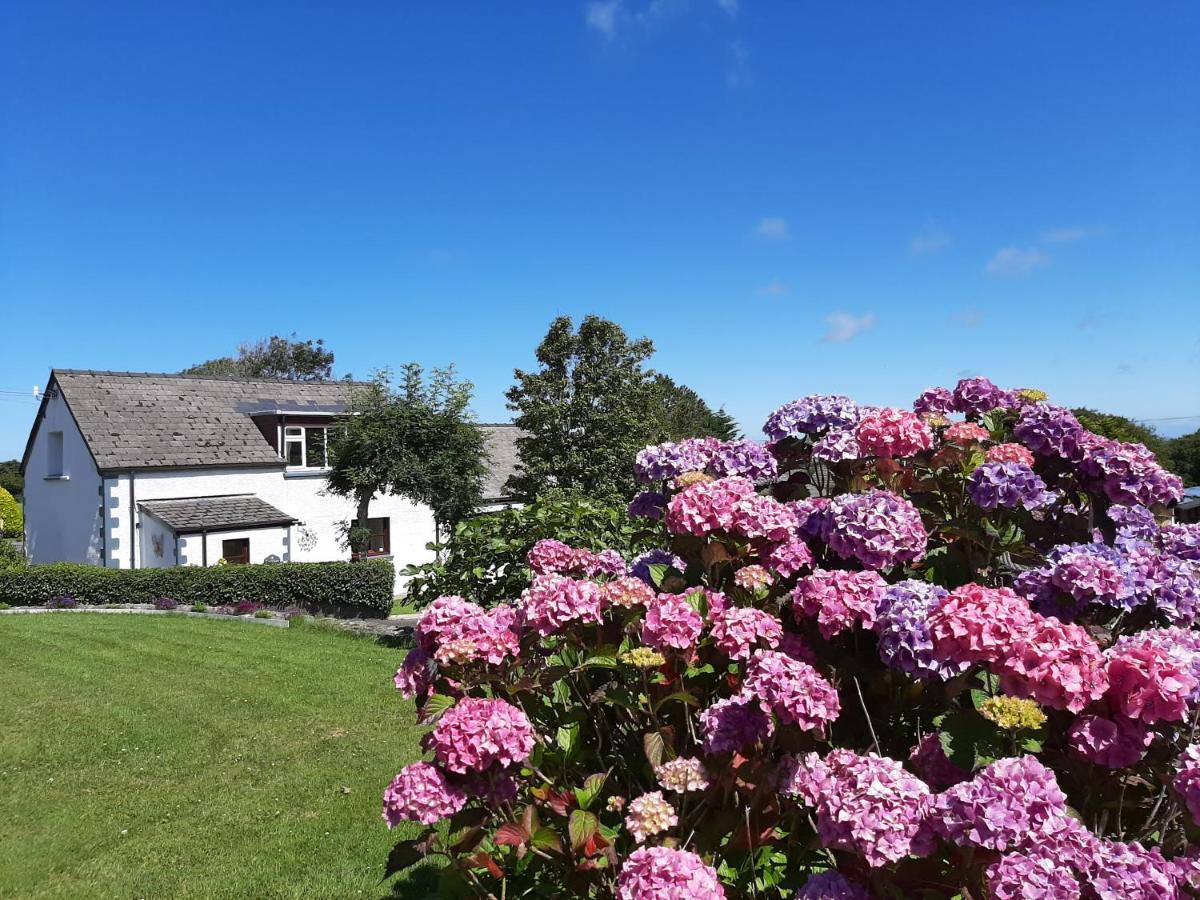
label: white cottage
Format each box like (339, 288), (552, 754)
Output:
(20, 370), (520, 591)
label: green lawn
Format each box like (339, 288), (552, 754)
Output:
(0, 614), (429, 898)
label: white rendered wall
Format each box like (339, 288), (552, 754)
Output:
(23, 391), (104, 565)
(138, 513), (178, 568)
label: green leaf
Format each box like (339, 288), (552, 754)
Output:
(530, 826), (562, 853)
(556, 721), (581, 757)
(574, 772), (607, 811)
(647, 563), (669, 588)
(577, 646), (619, 670)
(418, 693), (455, 726)
(568, 809), (600, 852)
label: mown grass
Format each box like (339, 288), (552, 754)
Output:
(0, 614), (429, 898)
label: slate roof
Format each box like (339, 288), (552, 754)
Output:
(32, 370), (523, 499)
(140, 495), (298, 533)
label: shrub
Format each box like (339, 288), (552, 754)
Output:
(402, 497), (655, 609)
(46, 596), (78, 609)
(153, 597), (179, 611)
(234, 600), (261, 616)
(0, 540), (24, 571)
(0, 558), (393, 617)
(0, 487), (21, 539)
(191, 602), (208, 613)
(253, 608), (273, 619)
(380, 379), (1200, 898)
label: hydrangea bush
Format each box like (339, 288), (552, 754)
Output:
(381, 377), (1200, 898)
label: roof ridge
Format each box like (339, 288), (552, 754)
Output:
(53, 368), (367, 386)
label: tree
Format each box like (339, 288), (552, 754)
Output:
(0, 486), (22, 538)
(0, 460), (22, 502)
(505, 316), (662, 503)
(650, 374), (740, 441)
(1167, 429), (1200, 487)
(1073, 408), (1174, 470)
(182, 334), (337, 381)
(325, 365), (486, 555)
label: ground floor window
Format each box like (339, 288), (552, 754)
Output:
(366, 517), (390, 556)
(221, 537), (250, 565)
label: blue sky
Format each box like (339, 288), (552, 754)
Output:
(2, 1), (1198, 460)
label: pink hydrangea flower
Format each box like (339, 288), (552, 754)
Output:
(854, 407), (934, 458)
(944, 421), (991, 445)
(997, 616), (1109, 713)
(616, 846), (726, 900)
(743, 649), (841, 734)
(731, 493), (800, 542)
(428, 697), (536, 774)
(928, 583), (1037, 667)
(986, 851), (1081, 900)
(527, 539), (579, 575)
(987, 442), (1036, 466)
(624, 790), (678, 843)
(793, 569), (887, 639)
(699, 691), (774, 753)
(1105, 635), (1197, 723)
(733, 564), (773, 591)
(518, 574), (603, 637)
(708, 605), (783, 660)
(665, 476), (757, 536)
(416, 595), (485, 653)
(655, 757), (710, 793)
(438, 604), (520, 665)
(1175, 744), (1200, 825)
(759, 538), (813, 578)
(780, 749), (934, 868)
(822, 490), (928, 569)
(382, 761), (466, 827)
(603, 575), (657, 608)
(932, 756), (1068, 852)
(394, 646), (433, 699)
(1067, 714), (1153, 768)
(642, 593), (704, 651)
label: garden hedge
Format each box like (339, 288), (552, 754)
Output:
(0, 558), (394, 617)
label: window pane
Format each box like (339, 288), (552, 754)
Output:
(366, 517), (390, 555)
(284, 426), (303, 437)
(305, 427), (327, 467)
(221, 538), (250, 565)
(285, 439), (303, 466)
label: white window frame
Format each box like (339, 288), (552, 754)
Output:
(282, 425), (330, 470)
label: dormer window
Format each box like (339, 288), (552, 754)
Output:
(283, 425), (330, 469)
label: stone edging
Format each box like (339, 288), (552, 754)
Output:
(0, 607), (290, 628)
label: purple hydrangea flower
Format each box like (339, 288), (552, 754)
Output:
(629, 549), (687, 584)
(933, 756), (1068, 852)
(1161, 523), (1200, 561)
(874, 580), (968, 681)
(1079, 438), (1183, 507)
(913, 385), (955, 416)
(952, 376), (1007, 417)
(967, 461), (1055, 510)
(822, 490), (928, 569)
(764, 395), (860, 441)
(709, 439), (779, 481)
(1013, 404), (1087, 460)
(634, 437), (722, 483)
(811, 429), (862, 463)
(627, 490), (666, 520)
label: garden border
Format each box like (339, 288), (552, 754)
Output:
(0, 607), (290, 627)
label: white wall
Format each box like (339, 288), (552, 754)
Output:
(138, 512), (178, 568)
(23, 390), (104, 565)
(177, 526), (289, 567)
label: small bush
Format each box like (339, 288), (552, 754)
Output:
(0, 602), (9, 610)
(46, 596), (78, 609)
(0, 487), (21, 539)
(234, 600), (261, 616)
(253, 609), (273, 619)
(0, 540), (24, 571)
(191, 602), (208, 613)
(0, 558), (393, 618)
(153, 597), (179, 611)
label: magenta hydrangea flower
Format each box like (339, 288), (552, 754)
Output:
(998, 616), (1109, 713)
(743, 649), (841, 733)
(394, 646), (433, 699)
(913, 385), (955, 416)
(908, 733), (969, 790)
(1161, 522), (1200, 561)
(527, 539), (579, 575)
(945, 421), (991, 445)
(1079, 437), (1183, 507)
(709, 605), (783, 660)
(1049, 550), (1126, 605)
(518, 574), (603, 637)
(665, 476), (757, 536)
(642, 592), (704, 651)
(967, 461), (1055, 510)
(428, 697), (537, 774)
(932, 756), (1068, 852)
(953, 376), (1007, 416)
(854, 407), (934, 458)
(616, 846), (726, 900)
(1176, 744), (1200, 826)
(416, 595), (485, 653)
(986, 851), (1081, 900)
(628, 490), (667, 520)
(1067, 714), (1153, 769)
(732, 493), (801, 542)
(987, 442), (1036, 466)
(436, 604), (521, 665)
(795, 871), (871, 900)
(764, 395), (861, 440)
(1116, 627), (1200, 704)
(1085, 840), (1181, 899)
(1013, 404), (1087, 460)
(929, 583), (1037, 667)
(874, 580), (968, 682)
(811, 429), (862, 463)
(382, 761), (466, 827)
(780, 749), (934, 868)
(759, 538), (813, 578)
(699, 691), (774, 753)
(793, 568), (887, 639)
(1104, 635), (1198, 723)
(822, 490), (928, 569)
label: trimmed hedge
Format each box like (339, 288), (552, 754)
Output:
(0, 558), (394, 618)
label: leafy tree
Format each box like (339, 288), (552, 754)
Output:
(401, 496), (655, 608)
(0, 460), (22, 502)
(650, 374), (740, 441)
(1073, 408), (1174, 470)
(182, 334), (337, 381)
(0, 486), (22, 538)
(1167, 429), (1200, 487)
(326, 365), (485, 554)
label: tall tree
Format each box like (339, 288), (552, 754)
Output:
(0, 460), (22, 501)
(1073, 408), (1174, 469)
(326, 365), (485, 554)
(504, 316), (659, 502)
(1167, 430), (1200, 487)
(182, 335), (337, 381)
(650, 374), (741, 442)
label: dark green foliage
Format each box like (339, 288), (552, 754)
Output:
(650, 375), (740, 441)
(181, 334), (337, 381)
(1167, 429), (1200, 487)
(0, 540), (25, 570)
(0, 488), (21, 538)
(326, 365), (486, 549)
(0, 558), (393, 617)
(1072, 408), (1173, 468)
(0, 460), (22, 501)
(402, 497), (655, 609)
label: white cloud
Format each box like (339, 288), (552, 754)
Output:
(756, 279), (788, 298)
(823, 311), (877, 343)
(717, 0), (739, 15)
(585, 1), (622, 38)
(727, 39), (752, 88)
(1041, 224), (1107, 244)
(752, 216), (788, 240)
(985, 246), (1049, 276)
(908, 230), (952, 257)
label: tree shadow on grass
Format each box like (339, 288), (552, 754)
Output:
(382, 862), (439, 899)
